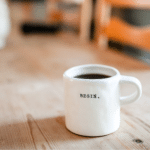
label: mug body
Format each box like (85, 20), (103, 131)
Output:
(63, 64), (121, 136)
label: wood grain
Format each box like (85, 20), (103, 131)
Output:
(0, 2), (150, 150)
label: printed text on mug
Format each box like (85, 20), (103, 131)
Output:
(80, 94), (100, 99)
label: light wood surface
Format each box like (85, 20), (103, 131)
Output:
(0, 2), (150, 150)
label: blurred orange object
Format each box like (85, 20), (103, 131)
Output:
(95, 0), (150, 50)
(46, 0), (62, 24)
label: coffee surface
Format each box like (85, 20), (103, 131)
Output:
(74, 74), (111, 79)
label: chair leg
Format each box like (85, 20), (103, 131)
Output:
(46, 0), (58, 23)
(22, 2), (33, 21)
(94, 0), (111, 49)
(80, 0), (93, 43)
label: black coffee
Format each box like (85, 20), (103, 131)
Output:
(74, 74), (111, 79)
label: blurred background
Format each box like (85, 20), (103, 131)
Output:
(1, 0), (150, 65)
(0, 1), (150, 149)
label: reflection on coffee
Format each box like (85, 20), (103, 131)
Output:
(74, 74), (111, 79)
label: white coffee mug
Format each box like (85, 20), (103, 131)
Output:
(63, 64), (142, 136)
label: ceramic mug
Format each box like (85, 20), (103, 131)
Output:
(63, 64), (142, 136)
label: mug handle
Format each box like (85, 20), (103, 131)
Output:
(120, 75), (142, 105)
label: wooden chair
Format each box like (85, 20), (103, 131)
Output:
(21, 0), (93, 41)
(95, 0), (150, 50)
(57, 0), (93, 42)
(22, 0), (61, 23)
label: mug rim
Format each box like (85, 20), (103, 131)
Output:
(63, 64), (120, 82)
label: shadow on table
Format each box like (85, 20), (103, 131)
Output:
(0, 115), (93, 149)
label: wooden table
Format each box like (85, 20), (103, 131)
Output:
(0, 32), (150, 149)
(0, 3), (150, 149)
